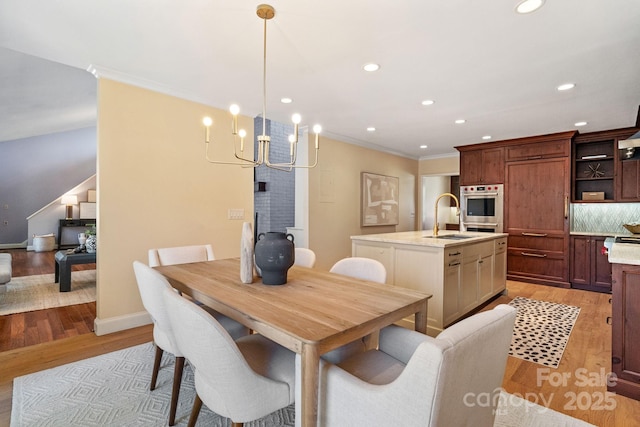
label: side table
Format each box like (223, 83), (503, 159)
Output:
(54, 250), (96, 292)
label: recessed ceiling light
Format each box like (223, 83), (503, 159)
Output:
(421, 100), (435, 106)
(280, 97), (292, 104)
(455, 119), (466, 124)
(557, 83), (576, 91)
(575, 121), (588, 127)
(515, 0), (545, 14)
(420, 145), (428, 149)
(363, 63), (380, 72)
(367, 127), (376, 132)
(482, 135), (492, 140)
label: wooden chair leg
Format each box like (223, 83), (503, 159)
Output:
(150, 345), (164, 391)
(187, 393), (203, 427)
(169, 356), (185, 426)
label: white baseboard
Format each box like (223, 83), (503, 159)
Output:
(94, 311), (152, 336)
(0, 242), (27, 249)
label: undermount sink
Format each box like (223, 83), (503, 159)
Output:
(426, 234), (474, 240)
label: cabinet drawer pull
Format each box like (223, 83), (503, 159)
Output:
(528, 155), (543, 160)
(449, 251), (461, 257)
(606, 316), (612, 325)
(522, 232), (548, 237)
(521, 252), (547, 258)
(448, 261), (461, 267)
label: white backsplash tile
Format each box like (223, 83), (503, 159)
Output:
(571, 203), (640, 234)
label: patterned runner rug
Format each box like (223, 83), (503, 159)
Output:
(11, 342), (594, 426)
(508, 296), (581, 368)
(0, 271), (96, 316)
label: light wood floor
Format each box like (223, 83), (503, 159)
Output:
(1, 250), (638, 426)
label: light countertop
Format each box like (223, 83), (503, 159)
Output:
(570, 231), (620, 237)
(609, 241), (640, 266)
(351, 231), (507, 248)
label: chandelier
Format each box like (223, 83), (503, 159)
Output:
(202, 4), (321, 171)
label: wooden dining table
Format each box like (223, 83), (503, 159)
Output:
(154, 258), (431, 427)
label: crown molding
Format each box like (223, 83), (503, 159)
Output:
(86, 64), (210, 107)
(322, 130), (418, 160)
(418, 152), (460, 161)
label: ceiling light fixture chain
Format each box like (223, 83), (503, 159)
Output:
(202, 4), (321, 171)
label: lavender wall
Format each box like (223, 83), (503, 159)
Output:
(0, 127), (96, 245)
(254, 117), (295, 237)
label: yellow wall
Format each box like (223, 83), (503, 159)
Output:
(309, 137), (419, 270)
(95, 79), (254, 331)
(418, 155), (459, 176)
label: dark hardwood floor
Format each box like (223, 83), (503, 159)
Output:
(0, 249), (96, 351)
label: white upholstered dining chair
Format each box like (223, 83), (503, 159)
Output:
(162, 286), (296, 427)
(147, 244), (249, 339)
(299, 304), (516, 427)
(148, 244), (215, 267)
(132, 261), (187, 426)
(294, 247), (316, 268)
(329, 257), (387, 284)
(325, 256), (388, 358)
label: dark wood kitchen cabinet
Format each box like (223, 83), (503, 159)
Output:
(458, 147), (504, 185)
(572, 137), (615, 202)
(504, 132), (574, 288)
(573, 127), (640, 202)
(457, 131), (575, 288)
(570, 235), (612, 293)
(618, 159), (640, 201)
(609, 263), (640, 401)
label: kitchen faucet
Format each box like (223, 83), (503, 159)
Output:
(433, 193), (460, 236)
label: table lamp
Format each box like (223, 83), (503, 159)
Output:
(61, 195), (78, 220)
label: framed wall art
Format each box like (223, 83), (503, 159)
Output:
(361, 172), (399, 226)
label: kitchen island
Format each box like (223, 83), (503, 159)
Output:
(352, 231), (508, 336)
(606, 237), (640, 401)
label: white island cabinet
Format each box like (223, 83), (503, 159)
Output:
(352, 231), (508, 336)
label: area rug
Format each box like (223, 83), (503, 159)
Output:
(11, 342), (595, 427)
(508, 296), (581, 368)
(0, 271), (96, 316)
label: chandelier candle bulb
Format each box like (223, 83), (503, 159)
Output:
(230, 104), (240, 134)
(313, 125), (322, 149)
(203, 117), (212, 143)
(239, 129), (246, 152)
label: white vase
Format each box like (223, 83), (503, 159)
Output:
(240, 222), (254, 283)
(85, 235), (97, 253)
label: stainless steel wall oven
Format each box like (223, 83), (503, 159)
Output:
(460, 184), (504, 232)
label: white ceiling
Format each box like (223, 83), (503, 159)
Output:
(1, 0), (639, 158)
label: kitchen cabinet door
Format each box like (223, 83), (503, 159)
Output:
(592, 236), (613, 289)
(505, 156), (570, 287)
(618, 159), (640, 201)
(460, 254), (479, 314)
(609, 263), (640, 400)
(570, 235), (612, 292)
(478, 250), (494, 302)
(443, 257), (462, 326)
(459, 147), (504, 185)
(494, 238), (507, 293)
(570, 236), (591, 286)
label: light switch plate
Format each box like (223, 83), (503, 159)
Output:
(228, 208), (245, 220)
